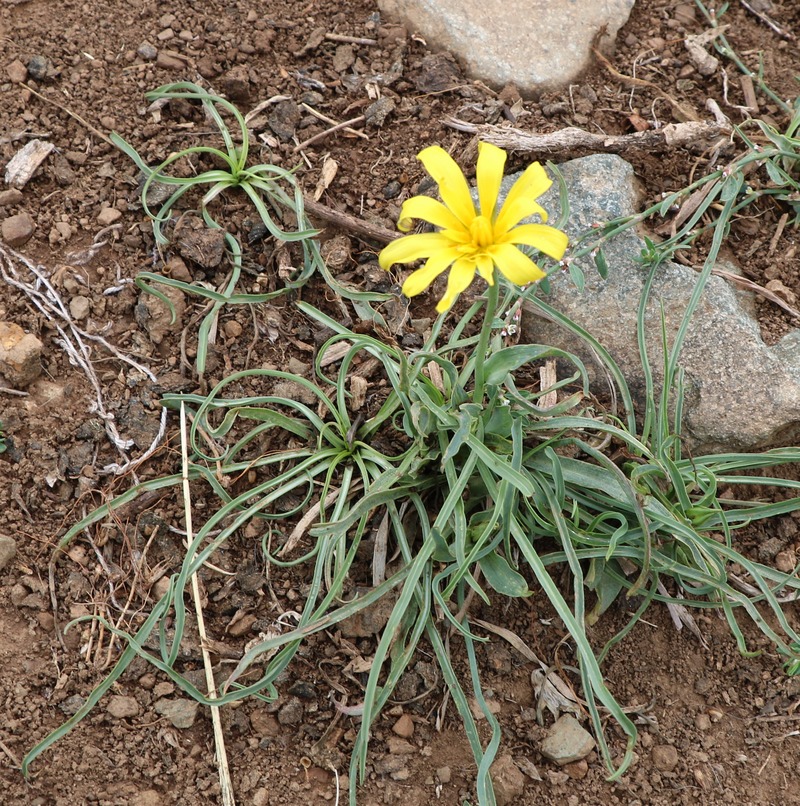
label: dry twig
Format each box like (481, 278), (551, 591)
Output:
(444, 117), (731, 156)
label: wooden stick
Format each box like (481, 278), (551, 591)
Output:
(293, 115), (366, 152)
(444, 117), (732, 156)
(325, 33), (377, 46)
(302, 196), (399, 244)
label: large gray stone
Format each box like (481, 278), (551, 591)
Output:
(514, 153), (800, 452)
(378, 0), (635, 93)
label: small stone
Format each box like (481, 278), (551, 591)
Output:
(392, 714), (415, 738)
(227, 612), (257, 637)
(69, 295), (91, 321)
(0, 535), (17, 571)
(436, 766), (451, 784)
(383, 180), (401, 200)
(332, 44), (356, 72)
(153, 682), (175, 698)
(154, 698), (199, 728)
(176, 224), (225, 269)
(0, 322), (42, 387)
(386, 737), (415, 754)
(414, 52), (462, 93)
(156, 28), (174, 41)
(7, 59), (27, 83)
(252, 789), (269, 806)
(156, 52), (185, 71)
(287, 680), (317, 700)
(107, 695), (140, 719)
(135, 285), (186, 345)
(138, 674), (156, 690)
(131, 791), (163, 806)
(776, 550), (797, 573)
(55, 221), (72, 241)
(220, 65), (251, 103)
(137, 41), (158, 60)
(540, 715), (596, 765)
(96, 207), (122, 226)
(2, 212), (35, 247)
(27, 55), (50, 81)
(165, 256), (193, 284)
(250, 710), (281, 737)
(365, 97), (396, 128)
(277, 697), (303, 725)
(0, 189), (24, 207)
(339, 588), (397, 637)
(223, 320), (243, 340)
(489, 754), (525, 806)
(652, 744), (679, 772)
(563, 759), (589, 779)
(268, 99), (301, 141)
(695, 712), (712, 731)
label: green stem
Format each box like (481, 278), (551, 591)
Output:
(472, 280), (500, 403)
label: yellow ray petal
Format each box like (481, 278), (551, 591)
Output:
(401, 247), (462, 297)
(418, 146), (476, 228)
(501, 223), (568, 260)
(379, 232), (456, 270)
(397, 195), (465, 233)
(494, 162), (552, 235)
(436, 257), (476, 313)
(489, 243), (547, 287)
(475, 253), (495, 285)
(476, 142), (506, 221)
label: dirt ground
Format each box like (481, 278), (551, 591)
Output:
(2, 0), (800, 804)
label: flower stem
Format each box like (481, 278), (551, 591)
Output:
(472, 280), (500, 403)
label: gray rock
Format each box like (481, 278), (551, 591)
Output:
(378, 0), (635, 93)
(1, 212), (35, 247)
(137, 41), (158, 61)
(26, 55), (50, 81)
(539, 714), (596, 764)
(0, 535), (17, 572)
(0, 321), (43, 387)
(154, 697), (199, 728)
(514, 153), (800, 452)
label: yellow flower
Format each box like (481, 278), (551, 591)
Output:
(379, 142), (568, 313)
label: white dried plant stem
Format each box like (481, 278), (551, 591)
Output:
(179, 402), (236, 806)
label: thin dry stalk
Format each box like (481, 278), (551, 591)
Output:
(179, 402), (236, 806)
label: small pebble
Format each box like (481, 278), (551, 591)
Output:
(27, 55), (50, 81)
(652, 744), (679, 771)
(223, 320), (243, 339)
(69, 295), (91, 320)
(436, 766), (451, 784)
(695, 712), (712, 732)
(0, 535), (17, 571)
(106, 695), (140, 719)
(392, 713), (414, 738)
(6, 59), (27, 83)
(97, 207), (122, 226)
(2, 212), (35, 247)
(0, 189), (24, 207)
(137, 41), (158, 60)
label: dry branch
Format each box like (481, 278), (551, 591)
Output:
(444, 117), (732, 157)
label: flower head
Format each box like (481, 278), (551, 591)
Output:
(379, 142), (568, 312)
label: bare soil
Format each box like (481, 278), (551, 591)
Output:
(2, 1), (800, 804)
